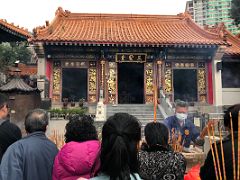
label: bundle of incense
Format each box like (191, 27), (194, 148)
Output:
(171, 128), (177, 151)
(207, 125), (219, 180)
(230, 112), (236, 180)
(211, 125), (222, 180)
(153, 85), (157, 123)
(219, 126), (226, 180)
(176, 131), (182, 152)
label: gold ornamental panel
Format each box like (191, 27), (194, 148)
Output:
(108, 94), (116, 104)
(88, 61), (97, 103)
(52, 94), (60, 102)
(200, 94), (207, 103)
(146, 69), (153, 94)
(145, 63), (154, 103)
(198, 69), (206, 94)
(52, 61), (61, 102)
(146, 95), (153, 103)
(108, 69), (117, 94)
(107, 63), (117, 104)
(164, 69), (172, 93)
(88, 68), (97, 93)
(89, 95), (97, 103)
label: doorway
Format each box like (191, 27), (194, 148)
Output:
(62, 68), (87, 102)
(173, 69), (198, 102)
(118, 63), (144, 104)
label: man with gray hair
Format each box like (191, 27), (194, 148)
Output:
(0, 109), (58, 180)
(164, 100), (205, 152)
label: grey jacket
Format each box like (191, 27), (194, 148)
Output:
(0, 131), (58, 180)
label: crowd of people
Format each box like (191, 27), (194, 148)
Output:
(0, 92), (239, 180)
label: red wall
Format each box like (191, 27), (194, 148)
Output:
(46, 60), (53, 98)
(207, 62), (213, 104)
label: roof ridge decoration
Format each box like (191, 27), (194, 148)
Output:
(31, 7), (229, 46)
(0, 19), (32, 39)
(55, 7), (71, 17)
(179, 13), (223, 41)
(205, 23), (240, 56)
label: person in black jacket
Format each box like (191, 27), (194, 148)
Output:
(0, 93), (21, 163)
(139, 122), (186, 180)
(200, 104), (240, 180)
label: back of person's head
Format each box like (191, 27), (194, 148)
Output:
(0, 93), (8, 108)
(144, 122), (169, 147)
(224, 104), (240, 131)
(0, 93), (9, 119)
(65, 115), (98, 143)
(101, 113), (141, 180)
(25, 109), (48, 133)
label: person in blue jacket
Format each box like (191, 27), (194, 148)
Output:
(164, 100), (205, 152)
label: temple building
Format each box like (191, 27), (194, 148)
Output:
(205, 23), (240, 105)
(0, 19), (31, 42)
(32, 7), (237, 110)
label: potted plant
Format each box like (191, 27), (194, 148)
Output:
(79, 98), (85, 107)
(62, 98), (68, 109)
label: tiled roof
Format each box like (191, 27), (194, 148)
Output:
(32, 7), (227, 46)
(8, 63), (37, 76)
(0, 78), (39, 92)
(205, 23), (240, 56)
(0, 19), (32, 39)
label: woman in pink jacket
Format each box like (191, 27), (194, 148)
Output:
(52, 115), (100, 180)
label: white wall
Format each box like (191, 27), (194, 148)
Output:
(222, 88), (240, 105)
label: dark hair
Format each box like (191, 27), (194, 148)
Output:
(144, 122), (169, 147)
(175, 99), (188, 108)
(65, 115), (98, 143)
(100, 113), (141, 180)
(0, 93), (8, 109)
(224, 104), (240, 131)
(25, 109), (48, 133)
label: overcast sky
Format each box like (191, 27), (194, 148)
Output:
(0, 0), (188, 31)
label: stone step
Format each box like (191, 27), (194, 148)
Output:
(108, 104), (154, 107)
(107, 113), (163, 118)
(107, 106), (158, 110)
(106, 104), (163, 126)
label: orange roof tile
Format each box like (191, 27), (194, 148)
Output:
(32, 7), (227, 46)
(205, 23), (240, 56)
(0, 19), (32, 39)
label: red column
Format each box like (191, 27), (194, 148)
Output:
(46, 60), (53, 98)
(207, 62), (213, 104)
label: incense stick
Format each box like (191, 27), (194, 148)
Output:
(230, 112), (236, 180)
(238, 111), (240, 180)
(207, 125), (219, 180)
(211, 125), (222, 180)
(219, 126), (226, 180)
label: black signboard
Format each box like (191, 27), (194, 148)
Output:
(116, 53), (147, 63)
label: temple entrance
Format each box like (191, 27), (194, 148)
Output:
(118, 63), (144, 104)
(62, 68), (87, 102)
(173, 69), (198, 102)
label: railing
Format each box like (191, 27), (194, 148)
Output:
(158, 89), (175, 119)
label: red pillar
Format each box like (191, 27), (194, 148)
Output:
(46, 60), (53, 98)
(207, 62), (213, 104)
